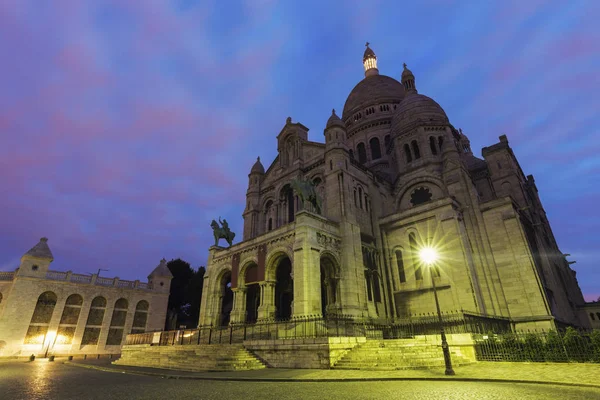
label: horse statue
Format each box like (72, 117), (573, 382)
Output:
(211, 216), (235, 247)
(290, 177), (322, 214)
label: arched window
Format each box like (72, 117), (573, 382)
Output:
(365, 196), (369, 212)
(429, 137), (438, 155)
(357, 143), (367, 163)
(82, 296), (106, 345)
(410, 187), (433, 206)
(354, 189), (358, 207)
(409, 233), (422, 280)
(369, 137), (381, 160)
(384, 135), (391, 150)
(330, 160), (333, 170)
(358, 187), (363, 209)
(438, 136), (444, 151)
(268, 218), (273, 231)
(24, 291), (57, 344)
(265, 200), (273, 232)
(395, 250), (406, 284)
(56, 294), (83, 344)
(404, 144), (412, 163)
(411, 140), (421, 159)
(106, 298), (128, 345)
(131, 300), (149, 334)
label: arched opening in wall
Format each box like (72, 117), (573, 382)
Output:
(384, 135), (391, 150)
(358, 187), (363, 209)
(320, 256), (338, 317)
(362, 248), (381, 303)
(244, 264), (260, 324)
(395, 250), (406, 285)
(409, 233), (422, 280)
(275, 257), (293, 320)
(354, 190), (357, 207)
(280, 184), (295, 224)
(357, 142), (367, 163)
(410, 187), (433, 206)
(106, 298), (128, 346)
(411, 140), (421, 159)
(219, 271), (233, 327)
(438, 136), (444, 151)
(81, 296), (106, 345)
(404, 144), (412, 163)
(131, 300), (149, 334)
(429, 137), (438, 155)
(56, 294), (83, 344)
(264, 200), (273, 232)
(369, 137), (381, 160)
(24, 291), (57, 344)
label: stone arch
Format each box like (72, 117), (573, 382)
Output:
(131, 300), (149, 334)
(56, 294), (84, 344)
(24, 291), (58, 344)
(279, 184), (295, 224)
(391, 246), (407, 288)
(369, 136), (381, 160)
(106, 298), (129, 345)
(82, 296), (106, 345)
(213, 267), (233, 327)
(265, 249), (294, 321)
(265, 248), (294, 282)
(396, 177), (446, 211)
(320, 252), (341, 317)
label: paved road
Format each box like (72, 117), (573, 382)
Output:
(2, 361), (600, 400)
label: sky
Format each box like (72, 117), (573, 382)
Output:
(0, 1), (598, 301)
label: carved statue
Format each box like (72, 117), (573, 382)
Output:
(211, 217), (235, 247)
(290, 177), (322, 214)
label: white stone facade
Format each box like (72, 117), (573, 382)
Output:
(199, 45), (589, 332)
(0, 238), (171, 357)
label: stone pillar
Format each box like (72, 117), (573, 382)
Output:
(258, 281), (276, 320)
(292, 212), (322, 317)
(230, 287), (246, 324)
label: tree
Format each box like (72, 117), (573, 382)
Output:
(165, 259), (205, 330)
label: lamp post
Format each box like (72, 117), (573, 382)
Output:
(419, 247), (455, 376)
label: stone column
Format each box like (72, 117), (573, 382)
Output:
(229, 287), (246, 324)
(258, 281), (276, 320)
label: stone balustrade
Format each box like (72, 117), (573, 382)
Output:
(0, 271), (15, 281)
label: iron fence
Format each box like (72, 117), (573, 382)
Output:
(125, 311), (512, 346)
(474, 328), (600, 363)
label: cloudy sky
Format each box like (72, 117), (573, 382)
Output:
(1, 1), (598, 300)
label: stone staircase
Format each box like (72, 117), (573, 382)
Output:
(114, 344), (266, 372)
(333, 338), (473, 370)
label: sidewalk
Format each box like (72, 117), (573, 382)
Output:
(65, 359), (600, 388)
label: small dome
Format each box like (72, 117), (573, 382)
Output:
(402, 62), (414, 79)
(325, 109), (345, 130)
(148, 258), (172, 278)
(250, 157), (265, 174)
(390, 93), (449, 136)
(342, 75), (405, 122)
(24, 237), (54, 260)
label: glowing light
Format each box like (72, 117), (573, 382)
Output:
(419, 247), (438, 265)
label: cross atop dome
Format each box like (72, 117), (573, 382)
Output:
(362, 42), (378, 77)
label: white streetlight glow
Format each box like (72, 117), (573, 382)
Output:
(419, 247), (438, 266)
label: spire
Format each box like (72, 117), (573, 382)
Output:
(24, 237), (54, 260)
(363, 42), (379, 77)
(401, 63), (417, 94)
(148, 258), (172, 278)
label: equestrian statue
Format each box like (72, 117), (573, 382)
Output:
(211, 216), (235, 247)
(290, 177), (322, 215)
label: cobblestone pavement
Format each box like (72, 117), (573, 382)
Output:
(2, 361), (600, 400)
(68, 358), (600, 387)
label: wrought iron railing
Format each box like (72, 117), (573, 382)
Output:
(125, 311), (512, 346)
(474, 328), (600, 363)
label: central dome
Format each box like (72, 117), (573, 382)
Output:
(342, 74), (405, 122)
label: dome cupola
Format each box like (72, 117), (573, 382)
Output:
(325, 109), (345, 130)
(250, 157), (265, 175)
(363, 42), (378, 77)
(401, 63), (417, 94)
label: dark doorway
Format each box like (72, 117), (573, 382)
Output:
(320, 257), (337, 318)
(245, 284), (260, 323)
(219, 272), (233, 327)
(275, 257), (293, 320)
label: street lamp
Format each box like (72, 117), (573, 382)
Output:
(419, 247), (455, 376)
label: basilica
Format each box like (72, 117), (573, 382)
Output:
(199, 44), (589, 332)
